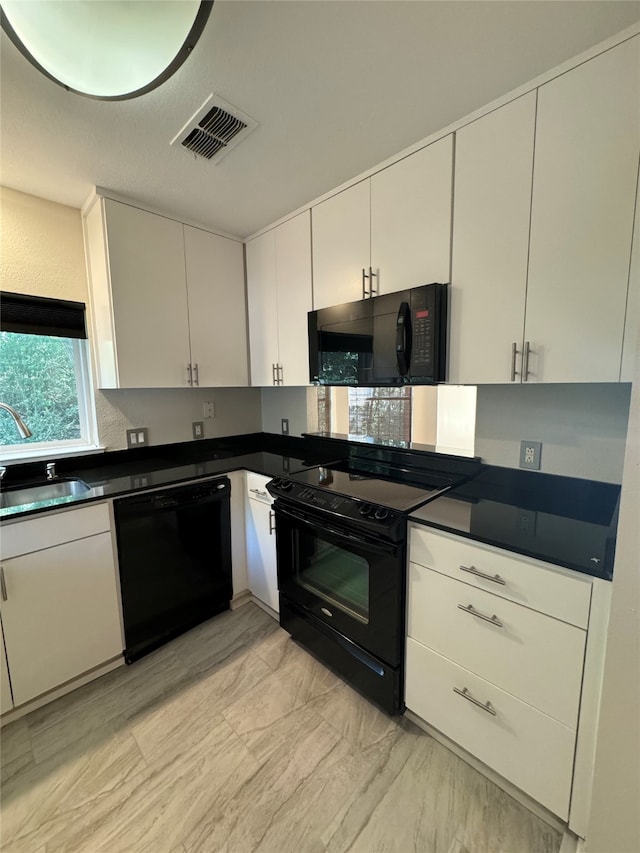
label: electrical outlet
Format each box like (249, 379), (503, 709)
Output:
(192, 421), (204, 440)
(517, 509), (537, 535)
(519, 440), (542, 470)
(126, 427), (148, 448)
(203, 401), (215, 419)
(281, 418), (289, 435)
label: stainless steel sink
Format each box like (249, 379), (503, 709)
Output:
(0, 477), (91, 509)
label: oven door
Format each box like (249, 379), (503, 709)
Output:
(274, 500), (405, 666)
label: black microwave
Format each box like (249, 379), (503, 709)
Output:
(308, 283), (448, 386)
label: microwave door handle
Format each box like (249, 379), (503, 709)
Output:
(396, 301), (412, 376)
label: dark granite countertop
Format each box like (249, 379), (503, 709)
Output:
(0, 432), (621, 580)
(410, 465), (620, 581)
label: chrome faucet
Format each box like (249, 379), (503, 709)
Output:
(0, 403), (32, 439)
(46, 462), (57, 481)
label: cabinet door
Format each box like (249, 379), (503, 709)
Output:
(621, 172), (639, 382)
(1, 533), (123, 706)
(275, 211), (313, 386)
(0, 616), (13, 714)
(311, 180), (370, 309)
(246, 229), (280, 386)
(449, 94), (535, 383)
(245, 494), (279, 612)
(103, 199), (191, 388)
(184, 226), (248, 387)
(525, 37), (640, 382)
(371, 136), (453, 295)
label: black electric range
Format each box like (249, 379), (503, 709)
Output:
(267, 451), (476, 714)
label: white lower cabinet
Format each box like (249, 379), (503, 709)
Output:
(406, 523), (602, 824)
(0, 503), (123, 708)
(0, 616), (13, 714)
(245, 473), (279, 613)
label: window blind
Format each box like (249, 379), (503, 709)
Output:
(0, 291), (87, 339)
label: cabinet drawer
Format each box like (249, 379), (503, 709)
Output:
(409, 524), (591, 628)
(246, 472), (273, 505)
(408, 563), (585, 727)
(1, 503), (111, 559)
(405, 638), (575, 819)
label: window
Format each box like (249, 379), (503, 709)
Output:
(317, 386), (412, 446)
(0, 292), (98, 460)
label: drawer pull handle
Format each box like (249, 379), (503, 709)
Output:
(0, 567), (7, 601)
(250, 488), (268, 498)
(459, 564), (506, 585)
(453, 686), (497, 716)
(458, 603), (503, 628)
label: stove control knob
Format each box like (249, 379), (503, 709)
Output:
(374, 507), (389, 521)
(359, 503), (373, 517)
(271, 478), (282, 489)
(280, 480), (293, 492)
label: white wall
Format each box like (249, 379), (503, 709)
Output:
(260, 386), (310, 437)
(475, 383), (631, 483)
(586, 355), (639, 851)
(0, 187), (262, 451)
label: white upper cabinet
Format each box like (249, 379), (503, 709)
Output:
(183, 225), (248, 387)
(312, 181), (371, 309)
(246, 210), (312, 386)
(525, 37), (640, 383)
(84, 196), (248, 388)
(246, 227), (279, 386)
(275, 211), (313, 386)
(449, 93), (536, 384)
(371, 135), (453, 294)
(91, 198), (191, 388)
(312, 137), (454, 310)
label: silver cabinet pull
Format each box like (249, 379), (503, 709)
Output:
(321, 607), (333, 618)
(193, 363), (199, 386)
(453, 686), (496, 716)
(511, 342), (519, 382)
(268, 510), (275, 535)
(362, 268), (367, 299)
(250, 488), (268, 498)
(368, 267), (377, 297)
(271, 363), (277, 386)
(523, 341), (531, 381)
(459, 564), (506, 585)
(458, 603), (503, 628)
(277, 364), (284, 385)
(0, 567), (7, 602)
(186, 364), (193, 386)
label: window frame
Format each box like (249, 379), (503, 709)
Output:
(0, 335), (102, 463)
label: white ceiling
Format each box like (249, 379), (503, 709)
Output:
(1, 1), (639, 239)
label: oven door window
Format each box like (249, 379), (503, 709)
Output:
(297, 531), (369, 623)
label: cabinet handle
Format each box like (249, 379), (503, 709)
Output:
(459, 564), (506, 585)
(186, 364), (193, 386)
(193, 363), (199, 386)
(458, 603), (503, 628)
(277, 364), (284, 385)
(453, 686), (497, 716)
(268, 509), (275, 535)
(362, 268), (367, 299)
(272, 363), (277, 386)
(369, 267), (377, 297)
(0, 567), (7, 602)
(523, 341), (531, 381)
(250, 488), (269, 498)
(511, 342), (519, 382)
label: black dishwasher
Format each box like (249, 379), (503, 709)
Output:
(114, 477), (232, 663)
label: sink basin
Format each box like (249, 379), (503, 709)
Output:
(0, 477), (91, 509)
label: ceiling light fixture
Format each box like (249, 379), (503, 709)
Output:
(0, 0), (213, 100)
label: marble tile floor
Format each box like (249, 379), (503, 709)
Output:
(0, 603), (562, 853)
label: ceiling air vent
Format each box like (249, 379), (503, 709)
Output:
(171, 93), (258, 164)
